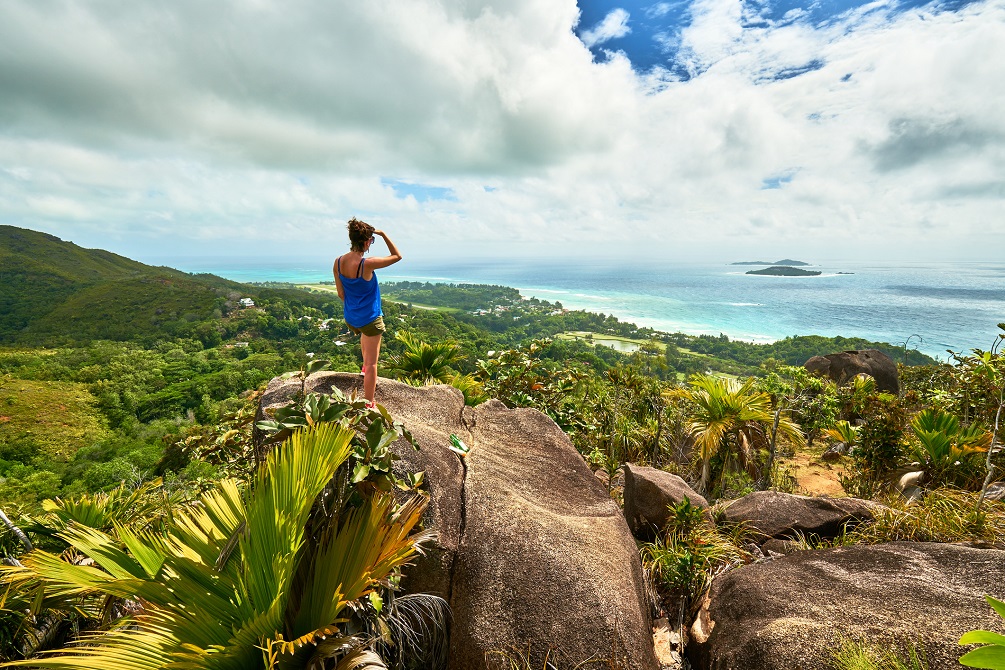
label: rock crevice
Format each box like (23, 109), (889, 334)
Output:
(258, 373), (658, 670)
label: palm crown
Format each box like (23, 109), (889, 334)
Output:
(0, 422), (428, 670)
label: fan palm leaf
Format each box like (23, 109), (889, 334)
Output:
(0, 422), (428, 670)
(37, 477), (185, 539)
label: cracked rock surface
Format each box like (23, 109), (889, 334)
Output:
(689, 542), (1005, 670)
(258, 372), (657, 670)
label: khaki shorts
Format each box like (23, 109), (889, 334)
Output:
(347, 316), (386, 337)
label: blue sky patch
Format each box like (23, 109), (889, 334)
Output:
(576, 0), (973, 80)
(381, 178), (456, 202)
(761, 59), (826, 82)
(761, 171), (797, 189)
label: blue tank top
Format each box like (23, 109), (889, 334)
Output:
(338, 257), (382, 328)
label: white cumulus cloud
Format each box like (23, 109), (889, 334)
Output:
(580, 8), (632, 47)
(0, 0), (1001, 262)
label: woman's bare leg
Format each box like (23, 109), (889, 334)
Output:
(361, 332), (382, 403)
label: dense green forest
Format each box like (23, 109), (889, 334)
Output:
(0, 225), (940, 513)
(1, 225), (1002, 668)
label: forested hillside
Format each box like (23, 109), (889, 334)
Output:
(0, 225), (336, 346)
(1, 226), (1002, 668)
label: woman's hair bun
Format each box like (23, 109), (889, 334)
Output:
(347, 217), (375, 250)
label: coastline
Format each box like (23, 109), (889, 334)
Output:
(155, 257), (1005, 359)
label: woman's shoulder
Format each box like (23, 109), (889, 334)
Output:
(337, 253), (360, 270)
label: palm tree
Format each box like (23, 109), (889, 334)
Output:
(0, 422), (428, 669)
(388, 332), (462, 385)
(674, 374), (804, 494)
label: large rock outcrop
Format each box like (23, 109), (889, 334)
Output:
(258, 373), (658, 670)
(719, 490), (882, 543)
(689, 542), (1005, 670)
(257, 372), (466, 600)
(804, 349), (900, 394)
(623, 463), (708, 538)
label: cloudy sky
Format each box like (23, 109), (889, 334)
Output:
(1, 0), (1003, 263)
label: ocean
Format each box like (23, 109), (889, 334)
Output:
(151, 256), (1005, 361)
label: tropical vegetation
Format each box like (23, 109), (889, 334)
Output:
(1, 226), (1003, 666)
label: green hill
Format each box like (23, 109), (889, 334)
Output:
(0, 225), (255, 344)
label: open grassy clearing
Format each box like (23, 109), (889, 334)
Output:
(298, 284), (461, 312)
(0, 376), (110, 462)
(383, 299), (460, 312)
(557, 331), (654, 352)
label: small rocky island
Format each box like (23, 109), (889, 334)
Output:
(746, 266), (821, 276)
(732, 258), (809, 266)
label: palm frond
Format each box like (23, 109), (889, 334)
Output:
(291, 493), (426, 638)
(388, 332), (462, 384)
(0, 422), (371, 670)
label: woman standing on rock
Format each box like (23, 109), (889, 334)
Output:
(333, 218), (402, 408)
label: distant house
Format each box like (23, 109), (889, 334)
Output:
(239, 298), (255, 308)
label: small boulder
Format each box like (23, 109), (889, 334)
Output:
(821, 444), (845, 462)
(985, 482), (1005, 501)
(623, 464), (708, 538)
(804, 349), (899, 394)
(689, 542), (1005, 669)
(720, 490), (881, 542)
(760, 538), (803, 555)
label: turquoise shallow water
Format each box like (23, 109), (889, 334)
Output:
(151, 256), (1005, 360)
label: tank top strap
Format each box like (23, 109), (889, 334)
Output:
(357, 258), (366, 279)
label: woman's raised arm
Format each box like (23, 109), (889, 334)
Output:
(366, 229), (402, 270)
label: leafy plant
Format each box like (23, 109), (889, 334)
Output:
(826, 421), (861, 449)
(761, 366), (841, 451)
(908, 408), (990, 489)
(837, 374), (877, 422)
(672, 374), (804, 495)
(842, 393), (907, 495)
(959, 596), (1005, 669)
(280, 357), (331, 398)
(0, 422), (431, 669)
(35, 477), (181, 536)
(387, 332), (462, 385)
(641, 499), (749, 616)
(256, 387), (420, 493)
(446, 372), (487, 406)
(476, 340), (588, 432)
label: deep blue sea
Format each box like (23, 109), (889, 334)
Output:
(150, 256), (1005, 361)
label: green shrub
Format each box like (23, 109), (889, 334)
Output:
(641, 499), (749, 614)
(842, 393), (907, 495)
(907, 408), (990, 490)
